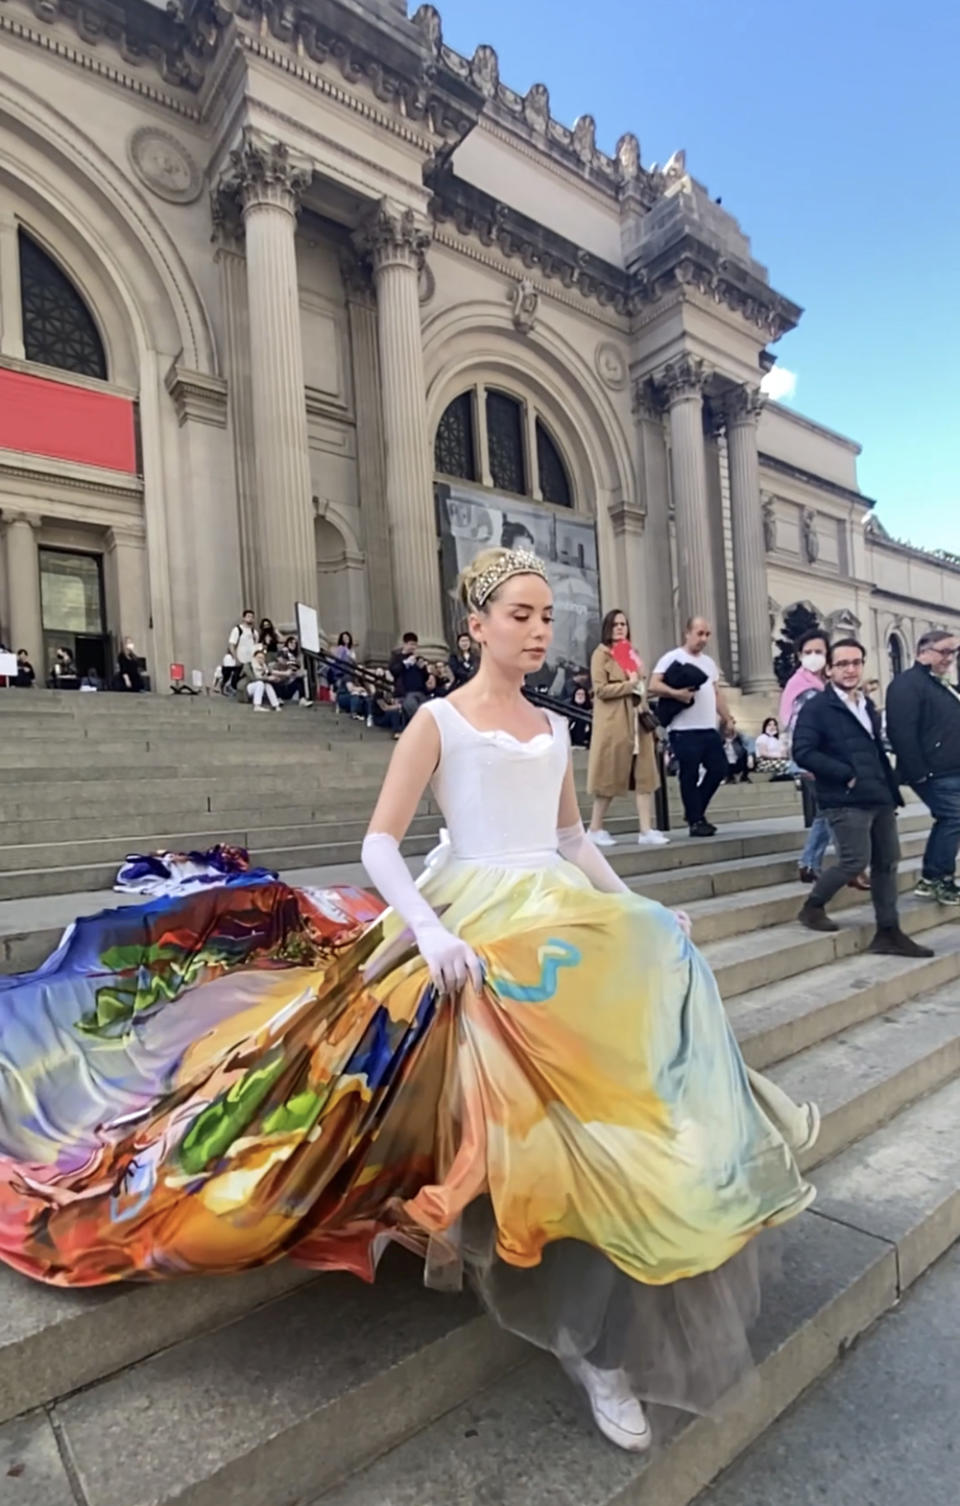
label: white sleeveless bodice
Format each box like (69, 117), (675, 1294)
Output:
(424, 698), (569, 869)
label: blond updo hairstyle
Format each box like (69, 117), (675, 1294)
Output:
(457, 547), (510, 616)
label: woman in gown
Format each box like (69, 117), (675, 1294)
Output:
(0, 547), (817, 1452)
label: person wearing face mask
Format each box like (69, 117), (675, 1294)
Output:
(780, 631), (836, 885)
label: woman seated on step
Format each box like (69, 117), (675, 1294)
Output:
(246, 647), (282, 711)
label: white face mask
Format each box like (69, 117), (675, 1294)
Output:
(801, 651), (826, 674)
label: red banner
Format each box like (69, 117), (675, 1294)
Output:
(0, 366), (137, 474)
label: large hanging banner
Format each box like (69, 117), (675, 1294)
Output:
(436, 482), (601, 687)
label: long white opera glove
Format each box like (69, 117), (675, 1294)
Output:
(556, 821), (692, 937)
(360, 831), (483, 993)
(557, 821), (630, 894)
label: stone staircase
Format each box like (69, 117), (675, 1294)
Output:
(1, 691), (958, 1506)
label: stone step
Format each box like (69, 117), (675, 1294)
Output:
(770, 978), (960, 1171)
(308, 1079), (960, 1506)
(681, 854), (925, 945)
(9, 1065), (959, 1506)
(728, 920), (960, 1070)
(701, 890), (947, 997)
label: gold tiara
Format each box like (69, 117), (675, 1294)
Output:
(469, 550), (549, 610)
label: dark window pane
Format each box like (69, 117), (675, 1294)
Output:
(19, 231), (107, 380)
(536, 419), (572, 508)
(39, 549), (104, 634)
(486, 390), (526, 496)
(434, 392), (476, 480)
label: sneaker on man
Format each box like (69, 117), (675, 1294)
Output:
(914, 876), (939, 899)
(689, 820), (716, 838)
(934, 878), (960, 907)
(589, 830), (616, 848)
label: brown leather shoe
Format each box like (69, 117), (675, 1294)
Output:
(868, 928), (934, 958)
(847, 872), (871, 892)
(798, 901), (839, 933)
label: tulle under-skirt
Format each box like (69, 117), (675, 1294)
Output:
(0, 859), (815, 1421)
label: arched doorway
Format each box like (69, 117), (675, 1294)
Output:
(315, 509), (367, 650)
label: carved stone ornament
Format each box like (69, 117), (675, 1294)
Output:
(572, 115), (597, 165)
(762, 498), (777, 552)
(722, 385), (765, 426)
(215, 129), (313, 225)
(470, 44), (500, 98)
(658, 354), (711, 401)
(419, 261), (436, 305)
(595, 341), (627, 391)
(355, 202), (432, 272)
(509, 277), (539, 334)
(412, 4), (443, 55)
(523, 83), (550, 133)
(615, 133), (641, 182)
(128, 127), (202, 205)
(802, 508), (820, 565)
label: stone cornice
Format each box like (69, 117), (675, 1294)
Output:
(428, 169), (632, 314)
(0, 448), (144, 500)
(759, 452), (876, 510)
(634, 232), (801, 341)
(430, 230), (626, 332)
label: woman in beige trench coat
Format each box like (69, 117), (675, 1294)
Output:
(587, 609), (667, 849)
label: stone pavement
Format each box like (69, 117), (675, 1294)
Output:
(696, 1242), (960, 1506)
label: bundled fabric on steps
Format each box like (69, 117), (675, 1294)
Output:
(114, 844), (266, 898)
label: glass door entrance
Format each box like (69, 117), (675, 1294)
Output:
(39, 547), (109, 684)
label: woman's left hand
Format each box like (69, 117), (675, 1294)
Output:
(673, 909), (692, 938)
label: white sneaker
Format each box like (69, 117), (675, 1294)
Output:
(637, 830), (669, 847)
(573, 1360), (652, 1452)
(589, 830), (616, 848)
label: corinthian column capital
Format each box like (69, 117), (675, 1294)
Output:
(216, 129), (313, 226)
(355, 200), (432, 274)
(658, 354), (711, 403)
(720, 384), (766, 428)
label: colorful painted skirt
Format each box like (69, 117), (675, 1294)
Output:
(0, 859), (816, 1413)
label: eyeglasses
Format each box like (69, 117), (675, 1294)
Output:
(832, 658), (864, 669)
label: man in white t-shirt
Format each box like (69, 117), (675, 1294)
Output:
(650, 617), (733, 837)
(224, 609), (258, 695)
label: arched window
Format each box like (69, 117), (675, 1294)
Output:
(486, 390), (526, 495)
(434, 391), (476, 482)
(536, 418), (572, 508)
(888, 632), (905, 679)
(18, 231), (107, 380)
(434, 387), (575, 508)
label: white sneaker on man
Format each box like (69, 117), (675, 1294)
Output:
(637, 830), (669, 847)
(589, 830), (616, 848)
(573, 1359), (652, 1452)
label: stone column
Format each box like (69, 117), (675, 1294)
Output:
(661, 356), (716, 633)
(724, 386), (777, 693)
(632, 384), (676, 654)
(2, 511), (42, 659)
(215, 239), (260, 611)
(222, 130), (315, 627)
(359, 202), (446, 650)
(0, 211), (24, 360)
(341, 256), (397, 659)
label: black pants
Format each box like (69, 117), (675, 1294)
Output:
(724, 750), (750, 782)
(671, 728), (728, 826)
(810, 804), (900, 928)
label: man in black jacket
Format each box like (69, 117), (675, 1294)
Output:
(388, 632), (430, 723)
(792, 638), (932, 957)
(885, 629), (960, 907)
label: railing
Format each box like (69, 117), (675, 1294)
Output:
(309, 649), (669, 831)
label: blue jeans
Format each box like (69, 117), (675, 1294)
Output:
(921, 773), (960, 881)
(802, 813), (832, 872)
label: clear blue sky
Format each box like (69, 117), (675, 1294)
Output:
(437, 0), (958, 553)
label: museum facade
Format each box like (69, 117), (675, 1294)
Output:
(0, 0), (956, 699)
